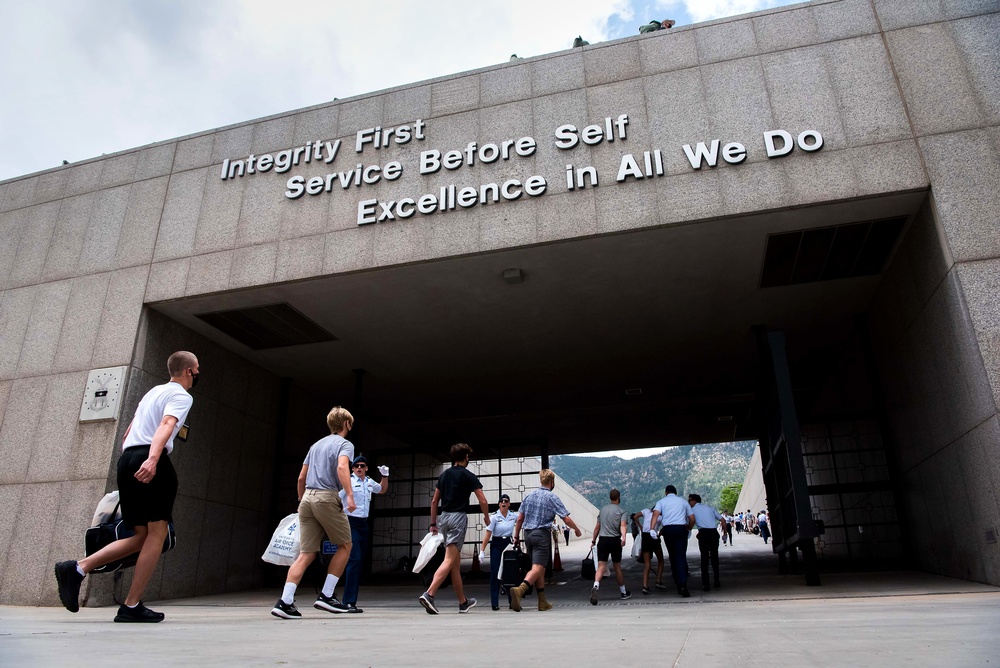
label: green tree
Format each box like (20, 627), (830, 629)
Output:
(719, 483), (742, 514)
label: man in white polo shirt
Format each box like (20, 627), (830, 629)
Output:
(648, 484), (694, 597)
(55, 351), (198, 623)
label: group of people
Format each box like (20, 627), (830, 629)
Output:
(733, 509), (772, 544)
(54, 351), (390, 623)
(53, 350), (749, 621)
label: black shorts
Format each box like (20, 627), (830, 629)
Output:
(641, 532), (660, 554)
(117, 445), (178, 528)
(596, 535), (623, 563)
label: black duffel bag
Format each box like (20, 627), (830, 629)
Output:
(85, 502), (176, 573)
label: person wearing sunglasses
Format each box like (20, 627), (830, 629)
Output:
(479, 493), (517, 610)
(337, 455), (389, 613)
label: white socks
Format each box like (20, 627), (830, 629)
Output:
(593, 582), (600, 590)
(322, 574), (339, 598)
(76, 564), (85, 577)
(619, 585), (627, 594)
(281, 583), (297, 605)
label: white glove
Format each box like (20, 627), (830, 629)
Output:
(378, 465), (389, 476)
(478, 551), (485, 562)
(649, 529), (658, 540)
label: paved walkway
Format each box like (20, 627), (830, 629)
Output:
(4, 534), (999, 666)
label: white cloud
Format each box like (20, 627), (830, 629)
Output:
(674, 0), (788, 22)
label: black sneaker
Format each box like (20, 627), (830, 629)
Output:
(654, 581), (667, 590)
(314, 593), (348, 613)
(620, 590), (632, 600)
(345, 603), (363, 613)
(419, 591), (438, 614)
(492, 606), (501, 611)
(271, 599), (301, 619)
(680, 586), (691, 598)
(590, 587), (599, 605)
(54, 561), (84, 613)
(114, 602), (165, 623)
(642, 586), (651, 595)
(459, 597), (477, 613)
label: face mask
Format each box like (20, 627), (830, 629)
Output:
(190, 371), (200, 388)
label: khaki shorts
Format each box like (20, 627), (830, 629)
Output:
(298, 489), (352, 552)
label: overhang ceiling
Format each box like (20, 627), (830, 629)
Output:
(152, 191), (926, 455)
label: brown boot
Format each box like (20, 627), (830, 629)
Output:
(537, 589), (552, 611)
(510, 583), (526, 612)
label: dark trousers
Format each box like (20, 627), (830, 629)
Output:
(760, 520), (770, 543)
(342, 516), (368, 605)
(490, 536), (512, 608)
(661, 525), (689, 587)
(697, 529), (720, 588)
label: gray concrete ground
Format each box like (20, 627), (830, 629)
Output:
(4, 534), (999, 667)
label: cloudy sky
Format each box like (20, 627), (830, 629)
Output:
(0, 0), (798, 182)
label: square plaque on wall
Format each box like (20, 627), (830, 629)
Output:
(79, 366), (128, 422)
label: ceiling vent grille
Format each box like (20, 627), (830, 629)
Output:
(759, 216), (906, 288)
(195, 303), (336, 350)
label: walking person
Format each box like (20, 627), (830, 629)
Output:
(648, 485), (695, 597)
(336, 455), (389, 613)
(510, 469), (582, 612)
(758, 510), (771, 544)
(723, 514), (734, 546)
(479, 493), (517, 610)
(688, 494), (723, 591)
(632, 507), (667, 594)
(54, 351), (199, 622)
(270, 406), (357, 619)
(419, 443), (491, 615)
(563, 525), (571, 546)
(589, 489), (631, 605)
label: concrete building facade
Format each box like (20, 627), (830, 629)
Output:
(1, 0), (999, 605)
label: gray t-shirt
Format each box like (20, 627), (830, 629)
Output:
(598, 503), (627, 538)
(303, 434), (355, 491)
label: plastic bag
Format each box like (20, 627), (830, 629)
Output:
(91, 490), (122, 527)
(412, 532), (444, 573)
(262, 513), (299, 565)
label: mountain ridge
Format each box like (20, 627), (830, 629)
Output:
(551, 441), (755, 513)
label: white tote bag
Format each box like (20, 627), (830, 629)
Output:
(412, 532), (444, 573)
(262, 513), (300, 565)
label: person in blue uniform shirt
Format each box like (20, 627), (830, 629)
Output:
(479, 493), (518, 610)
(337, 455), (389, 612)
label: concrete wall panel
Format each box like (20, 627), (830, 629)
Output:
(957, 259), (1000, 410)
(0, 287), (36, 379)
(32, 170), (68, 206)
(173, 134), (214, 172)
(584, 41), (641, 88)
(41, 193), (96, 283)
(638, 28), (699, 76)
(696, 17), (759, 64)
(99, 152), (139, 190)
(703, 57), (775, 150)
(919, 129), (1000, 262)
(481, 62), (532, 107)
(0, 176), (37, 212)
(531, 51), (585, 97)
(16, 280), (72, 377)
(91, 265), (149, 368)
(292, 104), (339, 147)
(887, 22), (987, 136)
(145, 258), (189, 303)
(51, 272), (111, 373)
(78, 185), (130, 275)
(154, 168), (207, 262)
(8, 202), (60, 289)
(134, 143), (176, 181)
(115, 176), (169, 268)
(827, 35), (912, 145)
